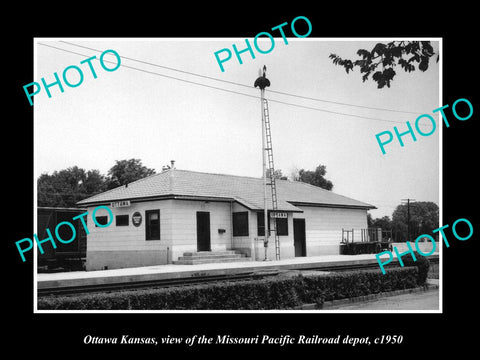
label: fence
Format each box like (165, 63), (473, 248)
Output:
(340, 228), (393, 255)
(341, 228), (392, 244)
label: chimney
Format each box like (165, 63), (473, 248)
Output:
(169, 160), (175, 193)
(162, 160), (175, 172)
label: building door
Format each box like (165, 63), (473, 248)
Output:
(196, 211), (211, 251)
(293, 218), (306, 257)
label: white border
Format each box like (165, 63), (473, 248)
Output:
(33, 37), (442, 314)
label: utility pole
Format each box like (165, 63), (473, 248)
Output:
(401, 198), (416, 241)
(254, 66), (271, 261)
(261, 79), (268, 260)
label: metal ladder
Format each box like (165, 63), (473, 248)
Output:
(263, 98), (281, 260)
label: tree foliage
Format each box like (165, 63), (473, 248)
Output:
(369, 201), (438, 241)
(292, 164), (333, 190)
(391, 201), (439, 242)
(106, 159), (156, 190)
(329, 41), (437, 88)
(38, 159), (156, 207)
(371, 215), (393, 231)
(37, 166), (107, 207)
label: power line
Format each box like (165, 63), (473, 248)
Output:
(267, 99), (405, 124)
(60, 41), (253, 90)
(60, 40), (422, 115)
(38, 42), (259, 100)
(38, 42), (417, 125)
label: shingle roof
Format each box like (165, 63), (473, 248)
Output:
(77, 169), (375, 210)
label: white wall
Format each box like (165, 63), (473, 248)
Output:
(230, 204), (367, 260)
(85, 199), (236, 269)
(86, 200), (172, 252)
(85, 199), (370, 270)
(168, 200), (233, 260)
(85, 200), (173, 270)
(294, 206), (368, 256)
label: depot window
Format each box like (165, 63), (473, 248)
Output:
(275, 217), (288, 236)
(95, 216), (108, 227)
(233, 212), (249, 236)
(145, 209), (160, 240)
(257, 212), (266, 236)
(116, 215), (129, 226)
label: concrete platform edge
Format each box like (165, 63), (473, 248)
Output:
(37, 257), (381, 289)
(37, 254), (439, 290)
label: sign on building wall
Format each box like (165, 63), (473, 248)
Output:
(110, 200), (131, 208)
(270, 212), (287, 218)
(132, 212), (142, 227)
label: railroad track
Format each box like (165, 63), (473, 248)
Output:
(37, 271), (275, 297)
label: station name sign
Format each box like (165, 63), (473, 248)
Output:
(110, 200), (131, 208)
(270, 212), (287, 218)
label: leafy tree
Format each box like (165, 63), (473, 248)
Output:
(82, 169), (107, 195)
(37, 173), (59, 207)
(292, 164), (333, 190)
(371, 216), (393, 231)
(37, 166), (107, 207)
(106, 158), (156, 189)
(329, 41), (437, 88)
(37, 159), (156, 207)
(391, 201), (439, 242)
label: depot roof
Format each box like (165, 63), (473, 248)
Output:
(76, 169), (376, 211)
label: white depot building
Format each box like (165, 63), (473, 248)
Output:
(77, 168), (375, 270)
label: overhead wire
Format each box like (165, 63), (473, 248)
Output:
(37, 42), (424, 125)
(59, 40), (422, 115)
(38, 42), (260, 100)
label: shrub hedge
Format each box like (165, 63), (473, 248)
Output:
(38, 266), (419, 310)
(393, 251), (430, 285)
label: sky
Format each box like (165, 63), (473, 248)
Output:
(34, 38), (440, 219)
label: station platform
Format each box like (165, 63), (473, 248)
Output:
(36, 252), (439, 291)
(37, 254), (378, 290)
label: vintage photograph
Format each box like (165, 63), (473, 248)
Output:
(33, 38), (441, 312)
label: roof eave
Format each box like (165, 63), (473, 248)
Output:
(289, 201), (376, 210)
(77, 194), (238, 207)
